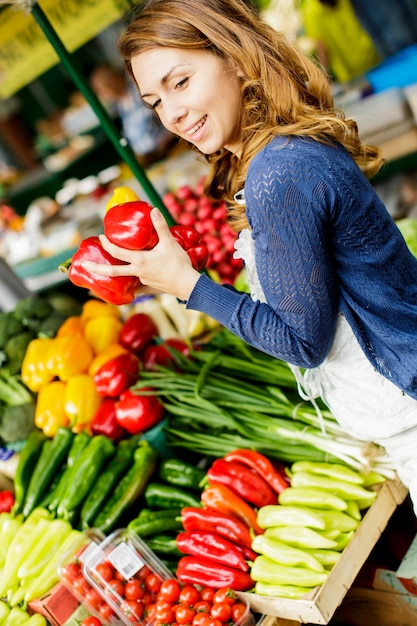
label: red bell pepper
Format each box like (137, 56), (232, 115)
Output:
(61, 236), (140, 306)
(93, 352), (140, 397)
(176, 530), (249, 572)
(142, 338), (192, 371)
(176, 556), (253, 591)
(207, 458), (277, 508)
(104, 200), (209, 270)
(90, 397), (127, 441)
(119, 312), (158, 354)
(104, 201), (159, 250)
(181, 506), (254, 550)
(201, 483), (264, 535)
(115, 387), (165, 434)
(0, 490), (15, 513)
(223, 449), (289, 494)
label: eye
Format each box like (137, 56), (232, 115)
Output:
(143, 98), (161, 110)
(175, 77), (188, 89)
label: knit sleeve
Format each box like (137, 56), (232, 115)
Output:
(187, 145), (340, 367)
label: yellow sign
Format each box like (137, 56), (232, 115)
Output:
(0, 0), (132, 99)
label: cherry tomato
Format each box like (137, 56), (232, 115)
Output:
(107, 578), (125, 599)
(179, 585), (201, 606)
(121, 599), (144, 622)
(99, 603), (115, 622)
(142, 590), (154, 606)
(145, 602), (156, 622)
(208, 619), (223, 626)
(158, 578), (181, 603)
(85, 587), (104, 610)
(95, 563), (115, 582)
(211, 603), (232, 623)
(138, 565), (152, 580)
(200, 588), (215, 603)
(231, 602), (248, 623)
(156, 603), (176, 623)
(176, 604), (196, 625)
(62, 561), (81, 582)
(212, 588), (237, 606)
(73, 574), (91, 596)
(193, 612), (212, 626)
(81, 617), (102, 626)
(145, 573), (162, 594)
(125, 579), (145, 601)
(193, 600), (212, 614)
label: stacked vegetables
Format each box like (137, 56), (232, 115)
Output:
(250, 461), (384, 598)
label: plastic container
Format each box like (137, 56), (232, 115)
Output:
(83, 528), (172, 626)
(59, 530), (123, 626)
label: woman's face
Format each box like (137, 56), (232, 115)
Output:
(131, 47), (243, 155)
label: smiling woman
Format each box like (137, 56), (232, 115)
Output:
(83, 0), (417, 515)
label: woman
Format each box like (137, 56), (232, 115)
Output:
(84, 0), (417, 508)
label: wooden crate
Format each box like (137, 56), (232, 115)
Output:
(239, 477), (409, 626)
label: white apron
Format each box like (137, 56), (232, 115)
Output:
(234, 228), (417, 510)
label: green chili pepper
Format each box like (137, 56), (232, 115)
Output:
(303, 547), (342, 569)
(48, 431), (91, 514)
(278, 487), (348, 511)
(56, 434), (115, 521)
(345, 500), (362, 520)
(328, 530), (355, 551)
(80, 436), (139, 530)
(12, 430), (47, 516)
(159, 458), (206, 489)
(0, 599), (10, 624)
(314, 509), (360, 533)
(146, 533), (183, 556)
(291, 461), (365, 485)
(127, 508), (183, 537)
(254, 580), (312, 599)
(17, 518), (72, 581)
(0, 514), (23, 569)
(3, 606), (31, 626)
(264, 526), (338, 550)
(22, 427), (74, 518)
(251, 534), (324, 572)
(251, 555), (328, 588)
(257, 504), (326, 530)
(144, 482), (201, 510)
(93, 441), (157, 533)
(290, 471), (378, 502)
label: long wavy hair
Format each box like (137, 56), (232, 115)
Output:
(118, 0), (383, 229)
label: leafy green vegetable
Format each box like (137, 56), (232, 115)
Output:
(0, 312), (24, 349)
(13, 296), (53, 331)
(4, 331), (35, 375)
(37, 311), (67, 339)
(0, 401), (36, 443)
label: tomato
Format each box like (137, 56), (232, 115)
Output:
(231, 602), (248, 623)
(193, 601), (212, 614)
(212, 588), (237, 606)
(176, 604), (196, 625)
(125, 579), (145, 601)
(99, 603), (115, 621)
(107, 578), (125, 599)
(179, 585), (201, 606)
(193, 612), (211, 626)
(200, 588), (215, 603)
(73, 574), (91, 597)
(121, 600), (144, 622)
(81, 617), (102, 626)
(208, 619), (223, 626)
(156, 602), (176, 624)
(138, 565), (152, 580)
(145, 602), (156, 622)
(158, 578), (181, 603)
(85, 587), (104, 610)
(95, 563), (115, 582)
(210, 603), (232, 623)
(145, 573), (162, 594)
(62, 561), (81, 582)
(142, 590), (154, 606)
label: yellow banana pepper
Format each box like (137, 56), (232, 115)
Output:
(106, 186), (139, 212)
(47, 335), (93, 382)
(21, 338), (56, 392)
(35, 380), (69, 437)
(64, 374), (103, 433)
(57, 315), (85, 338)
(80, 299), (121, 324)
(83, 315), (123, 355)
(88, 342), (128, 376)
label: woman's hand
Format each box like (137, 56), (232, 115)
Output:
(83, 208), (201, 301)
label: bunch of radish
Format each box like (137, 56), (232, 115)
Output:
(163, 179), (243, 284)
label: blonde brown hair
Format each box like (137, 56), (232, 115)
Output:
(118, 0), (382, 229)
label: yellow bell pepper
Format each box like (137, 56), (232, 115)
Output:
(83, 315), (123, 355)
(106, 186), (140, 212)
(80, 299), (121, 324)
(57, 315), (85, 338)
(64, 374), (103, 433)
(35, 380), (69, 437)
(21, 338), (56, 392)
(88, 342), (128, 376)
(47, 335), (94, 382)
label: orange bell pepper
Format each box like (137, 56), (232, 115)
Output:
(21, 338), (56, 392)
(83, 315), (123, 355)
(47, 335), (94, 382)
(88, 343), (128, 376)
(64, 374), (103, 433)
(80, 299), (121, 324)
(35, 380), (69, 437)
(57, 315), (85, 338)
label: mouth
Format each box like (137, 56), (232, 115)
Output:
(186, 115), (207, 137)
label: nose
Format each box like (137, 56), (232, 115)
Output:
(163, 99), (187, 127)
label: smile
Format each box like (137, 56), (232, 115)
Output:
(187, 115), (207, 136)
